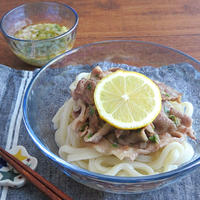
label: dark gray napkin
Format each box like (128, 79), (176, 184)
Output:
(0, 63), (199, 200)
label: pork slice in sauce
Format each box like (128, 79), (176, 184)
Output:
(91, 138), (138, 161)
(155, 81), (182, 102)
(70, 100), (88, 132)
(116, 129), (148, 146)
(72, 78), (96, 105)
(88, 105), (100, 133)
(135, 133), (185, 155)
(177, 125), (196, 140)
(90, 66), (121, 80)
(153, 107), (176, 134)
(169, 107), (192, 127)
(91, 133), (185, 161)
(90, 66), (104, 80)
(84, 123), (113, 143)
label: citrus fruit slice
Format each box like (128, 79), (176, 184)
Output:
(94, 70), (162, 129)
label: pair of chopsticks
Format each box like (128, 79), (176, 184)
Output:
(0, 147), (72, 200)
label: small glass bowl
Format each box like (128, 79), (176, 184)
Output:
(23, 40), (200, 194)
(0, 2), (78, 67)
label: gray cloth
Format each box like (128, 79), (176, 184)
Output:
(0, 63), (199, 200)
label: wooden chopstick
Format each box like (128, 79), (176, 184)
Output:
(0, 147), (72, 200)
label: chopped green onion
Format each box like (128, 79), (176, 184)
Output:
(165, 93), (170, 97)
(169, 115), (181, 127)
(87, 133), (93, 138)
(89, 106), (95, 116)
(14, 23), (68, 40)
(112, 143), (118, 148)
(161, 91), (170, 97)
(87, 83), (92, 90)
(79, 123), (88, 132)
(149, 134), (160, 143)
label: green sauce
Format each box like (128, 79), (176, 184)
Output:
(14, 23), (68, 40)
(12, 23), (75, 66)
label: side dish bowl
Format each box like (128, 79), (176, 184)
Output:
(0, 2), (78, 67)
(23, 40), (200, 194)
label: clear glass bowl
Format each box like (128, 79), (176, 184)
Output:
(23, 40), (200, 194)
(0, 2), (78, 67)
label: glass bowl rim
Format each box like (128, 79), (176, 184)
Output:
(0, 1), (79, 43)
(23, 40), (200, 183)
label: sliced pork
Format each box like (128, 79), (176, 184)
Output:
(115, 129), (148, 146)
(169, 107), (192, 127)
(155, 81), (182, 102)
(70, 99), (88, 132)
(84, 123), (113, 143)
(72, 78), (96, 105)
(153, 107), (176, 134)
(88, 106), (100, 133)
(90, 133), (185, 161)
(90, 66), (121, 80)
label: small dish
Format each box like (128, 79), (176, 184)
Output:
(0, 145), (38, 188)
(0, 2), (78, 67)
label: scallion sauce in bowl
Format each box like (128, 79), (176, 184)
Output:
(0, 2), (78, 67)
(14, 23), (69, 40)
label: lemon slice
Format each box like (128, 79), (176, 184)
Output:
(94, 70), (162, 129)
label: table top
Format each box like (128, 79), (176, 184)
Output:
(1, 0), (200, 70)
(1, 1), (200, 199)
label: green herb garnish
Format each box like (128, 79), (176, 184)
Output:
(79, 123), (88, 132)
(161, 91), (170, 97)
(169, 115), (181, 127)
(87, 133), (93, 138)
(165, 93), (170, 97)
(55, 24), (61, 31)
(87, 83), (92, 90)
(169, 115), (176, 121)
(89, 106), (95, 116)
(149, 134), (160, 143)
(112, 143), (118, 148)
